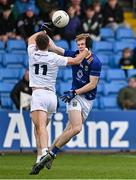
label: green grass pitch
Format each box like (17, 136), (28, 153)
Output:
(0, 153), (136, 179)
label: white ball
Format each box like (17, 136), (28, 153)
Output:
(52, 10), (69, 28)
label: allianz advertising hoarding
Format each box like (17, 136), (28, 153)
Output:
(0, 110), (136, 151)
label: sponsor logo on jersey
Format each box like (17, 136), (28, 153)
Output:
(73, 101), (77, 107)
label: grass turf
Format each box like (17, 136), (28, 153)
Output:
(0, 153), (136, 179)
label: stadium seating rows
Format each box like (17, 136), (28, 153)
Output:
(0, 27), (136, 110)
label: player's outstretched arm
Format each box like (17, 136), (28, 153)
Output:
(67, 48), (89, 65)
(40, 23), (65, 55)
(28, 32), (43, 45)
(48, 35), (65, 55)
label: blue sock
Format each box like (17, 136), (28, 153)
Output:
(51, 146), (60, 156)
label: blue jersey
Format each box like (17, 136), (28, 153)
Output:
(64, 50), (102, 100)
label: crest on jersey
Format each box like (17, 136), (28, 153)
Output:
(85, 65), (88, 71)
(73, 101), (77, 107)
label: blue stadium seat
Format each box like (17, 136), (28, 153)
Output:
(0, 41), (5, 53)
(58, 98), (66, 110)
(55, 40), (69, 50)
(0, 68), (24, 83)
(97, 54), (109, 68)
(0, 53), (3, 67)
(1, 97), (12, 109)
(93, 98), (99, 109)
(55, 82), (60, 95)
(100, 70), (106, 80)
(24, 54), (29, 67)
(0, 41), (4, 49)
(127, 69), (136, 78)
(113, 41), (135, 53)
(0, 82), (14, 97)
(100, 96), (119, 110)
(100, 28), (114, 41)
(116, 28), (135, 41)
(70, 40), (77, 51)
(97, 84), (103, 96)
(3, 53), (27, 68)
(111, 53), (122, 67)
(106, 69), (126, 82)
(59, 81), (72, 95)
(93, 41), (113, 55)
(103, 82), (126, 96)
(57, 68), (64, 80)
(63, 68), (72, 81)
(6, 40), (26, 53)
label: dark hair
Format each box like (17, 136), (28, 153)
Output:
(65, 3), (73, 11)
(93, 0), (101, 6)
(123, 48), (131, 53)
(130, 75), (136, 80)
(86, 5), (95, 11)
(3, 5), (11, 11)
(35, 33), (49, 50)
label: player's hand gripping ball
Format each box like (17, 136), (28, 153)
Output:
(52, 10), (69, 28)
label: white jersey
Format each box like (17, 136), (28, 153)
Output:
(28, 44), (68, 92)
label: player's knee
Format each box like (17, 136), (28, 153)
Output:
(35, 124), (45, 135)
(72, 125), (82, 135)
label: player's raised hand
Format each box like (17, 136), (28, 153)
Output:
(40, 22), (54, 32)
(60, 90), (77, 103)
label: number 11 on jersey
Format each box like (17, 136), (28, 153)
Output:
(33, 64), (47, 75)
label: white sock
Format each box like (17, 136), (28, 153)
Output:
(36, 155), (42, 163)
(42, 148), (48, 156)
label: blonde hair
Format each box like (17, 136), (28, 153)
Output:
(75, 33), (91, 42)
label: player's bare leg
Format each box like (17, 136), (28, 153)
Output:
(53, 110), (82, 148)
(34, 127), (42, 162)
(44, 110), (83, 169)
(50, 122), (71, 150)
(32, 110), (49, 150)
(44, 122), (71, 169)
(34, 116), (50, 164)
(30, 110), (49, 174)
(29, 127), (42, 174)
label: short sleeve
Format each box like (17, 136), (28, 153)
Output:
(54, 54), (68, 66)
(90, 58), (102, 77)
(27, 44), (36, 56)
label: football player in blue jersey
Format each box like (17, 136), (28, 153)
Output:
(34, 32), (102, 173)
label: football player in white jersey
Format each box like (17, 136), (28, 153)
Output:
(28, 31), (89, 175)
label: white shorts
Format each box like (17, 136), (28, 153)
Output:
(67, 95), (93, 122)
(31, 89), (57, 118)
